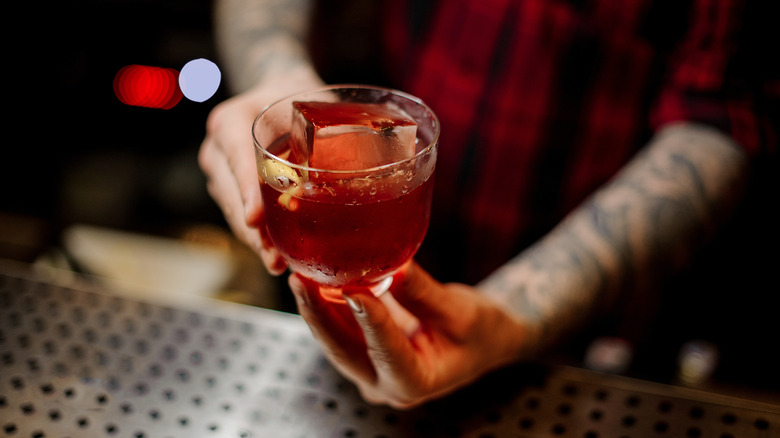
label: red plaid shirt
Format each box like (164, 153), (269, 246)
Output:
(363, 0), (779, 284)
(316, 0), (779, 283)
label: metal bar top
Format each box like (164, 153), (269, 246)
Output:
(1, 261), (778, 438)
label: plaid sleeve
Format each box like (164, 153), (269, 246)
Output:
(651, 0), (778, 157)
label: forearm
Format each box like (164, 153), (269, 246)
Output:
(214, 0), (317, 93)
(479, 122), (749, 353)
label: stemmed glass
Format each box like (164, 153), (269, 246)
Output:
(253, 85), (439, 302)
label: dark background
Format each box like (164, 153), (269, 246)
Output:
(3, 0), (779, 398)
(5, 0), (225, 237)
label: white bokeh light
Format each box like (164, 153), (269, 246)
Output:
(179, 58), (221, 102)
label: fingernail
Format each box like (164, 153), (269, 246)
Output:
(344, 294), (364, 314)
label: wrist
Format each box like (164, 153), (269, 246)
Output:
(497, 306), (544, 364)
(471, 289), (544, 370)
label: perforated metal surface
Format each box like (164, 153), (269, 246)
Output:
(2, 261), (779, 438)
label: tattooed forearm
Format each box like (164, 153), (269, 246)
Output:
(215, 0), (315, 93)
(479, 123), (749, 351)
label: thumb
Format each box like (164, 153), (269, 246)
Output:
(388, 261), (456, 322)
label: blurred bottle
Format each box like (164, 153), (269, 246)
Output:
(677, 339), (719, 386)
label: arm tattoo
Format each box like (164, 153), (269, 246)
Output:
(215, 0), (314, 93)
(479, 123), (748, 349)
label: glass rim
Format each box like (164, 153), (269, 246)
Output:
(252, 84), (440, 175)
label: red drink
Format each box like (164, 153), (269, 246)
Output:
(261, 135), (434, 289)
(254, 86), (439, 301)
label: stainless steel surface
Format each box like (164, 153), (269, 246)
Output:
(2, 261), (778, 437)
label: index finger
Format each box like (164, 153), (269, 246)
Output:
(288, 274), (377, 385)
(206, 100), (264, 226)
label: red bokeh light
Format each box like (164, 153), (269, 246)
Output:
(113, 65), (183, 109)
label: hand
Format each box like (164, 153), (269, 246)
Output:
(198, 71), (323, 273)
(288, 262), (532, 409)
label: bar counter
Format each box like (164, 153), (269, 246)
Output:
(1, 260), (778, 438)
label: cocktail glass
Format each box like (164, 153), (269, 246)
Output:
(253, 85), (439, 302)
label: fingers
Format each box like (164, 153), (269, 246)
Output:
(199, 98), (287, 274)
(377, 292), (420, 338)
(205, 100), (263, 225)
(288, 274), (377, 385)
(199, 136), (260, 250)
(199, 137), (287, 273)
(341, 288), (425, 404)
(389, 262), (474, 334)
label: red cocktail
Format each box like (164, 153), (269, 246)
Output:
(254, 86), (439, 300)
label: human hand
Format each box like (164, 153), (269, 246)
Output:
(288, 262), (532, 409)
(198, 71), (323, 273)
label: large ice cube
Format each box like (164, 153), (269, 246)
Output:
(291, 101), (417, 170)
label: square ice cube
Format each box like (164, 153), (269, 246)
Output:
(291, 101), (417, 170)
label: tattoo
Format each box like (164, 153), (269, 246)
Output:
(480, 123), (748, 349)
(215, 0), (314, 92)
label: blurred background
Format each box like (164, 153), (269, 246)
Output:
(2, 0), (778, 400)
(2, 0), (292, 309)
(2, 0), (389, 311)
(6, 0), (222, 232)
